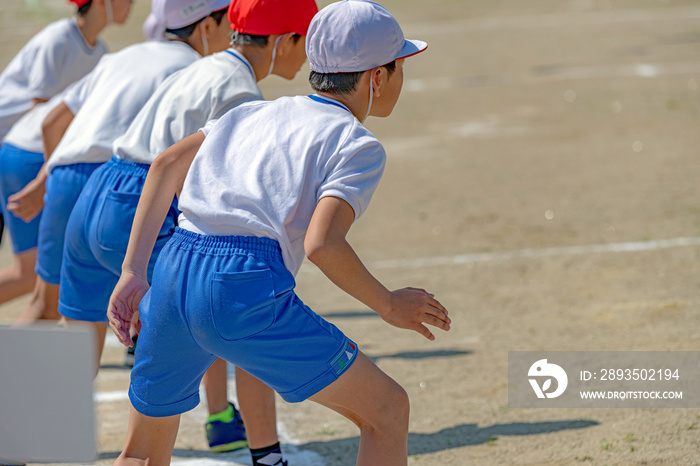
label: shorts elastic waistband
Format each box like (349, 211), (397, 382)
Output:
(107, 155), (150, 177)
(171, 227), (283, 260)
(50, 161), (103, 174)
(0, 142), (42, 156)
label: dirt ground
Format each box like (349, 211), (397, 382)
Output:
(1, 0), (699, 464)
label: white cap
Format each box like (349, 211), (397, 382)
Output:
(151, 0), (230, 30)
(306, 0), (427, 74)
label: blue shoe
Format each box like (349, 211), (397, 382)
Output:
(206, 402), (248, 453)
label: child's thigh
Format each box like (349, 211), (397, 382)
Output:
(309, 351), (409, 427)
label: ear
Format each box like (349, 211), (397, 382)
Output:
(370, 66), (390, 97)
(276, 33), (297, 56)
(201, 16), (216, 36)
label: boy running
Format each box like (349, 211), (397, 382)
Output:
(108, 1), (450, 464)
(59, 0), (317, 457)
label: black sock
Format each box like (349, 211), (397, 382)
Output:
(251, 442), (285, 466)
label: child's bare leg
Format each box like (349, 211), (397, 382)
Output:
(235, 366), (279, 448)
(202, 358), (229, 415)
(13, 277), (60, 325)
(309, 351), (410, 466)
(113, 405), (180, 466)
(64, 317), (108, 375)
(0, 248), (36, 303)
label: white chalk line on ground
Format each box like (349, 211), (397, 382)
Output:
(94, 389), (129, 403)
(370, 236), (700, 270)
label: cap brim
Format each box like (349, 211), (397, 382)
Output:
(211, 0), (230, 13)
(394, 39), (428, 61)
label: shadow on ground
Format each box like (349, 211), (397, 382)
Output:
(99, 363), (132, 371)
(97, 419), (597, 464)
(299, 419), (599, 464)
(320, 309), (379, 319)
(368, 349), (472, 362)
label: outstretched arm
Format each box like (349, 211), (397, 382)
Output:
(304, 196), (450, 340)
(107, 131), (205, 346)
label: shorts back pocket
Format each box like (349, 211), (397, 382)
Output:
(96, 188), (174, 251)
(210, 269), (276, 341)
(96, 189), (140, 251)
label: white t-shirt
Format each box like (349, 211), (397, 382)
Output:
(46, 41), (201, 172)
(114, 49), (262, 165)
(3, 86), (74, 154)
(178, 95), (387, 275)
(0, 18), (107, 141)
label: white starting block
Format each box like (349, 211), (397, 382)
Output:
(0, 324), (97, 465)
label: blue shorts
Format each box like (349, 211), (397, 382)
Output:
(35, 162), (101, 284)
(59, 157), (178, 323)
(0, 143), (44, 253)
(129, 228), (358, 416)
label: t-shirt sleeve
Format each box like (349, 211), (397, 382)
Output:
(198, 118), (219, 137)
(27, 40), (67, 99)
(209, 81), (261, 124)
(317, 127), (386, 220)
(60, 70), (94, 115)
(208, 59), (262, 121)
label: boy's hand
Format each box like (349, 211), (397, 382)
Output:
(7, 176), (46, 222)
(381, 287), (450, 340)
(107, 271), (148, 347)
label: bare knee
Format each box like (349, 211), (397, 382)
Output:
(0, 252), (36, 290)
(365, 380), (410, 433)
(6, 264), (35, 282)
(14, 250), (37, 279)
(387, 382), (410, 428)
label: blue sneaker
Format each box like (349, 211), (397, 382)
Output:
(206, 402), (248, 453)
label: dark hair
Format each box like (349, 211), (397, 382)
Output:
(229, 31), (302, 48)
(165, 8), (227, 39)
(77, 0), (92, 15)
(210, 8), (227, 25)
(309, 60), (396, 96)
(165, 21), (202, 39)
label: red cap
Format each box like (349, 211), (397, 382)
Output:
(69, 0), (92, 7)
(228, 0), (318, 36)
